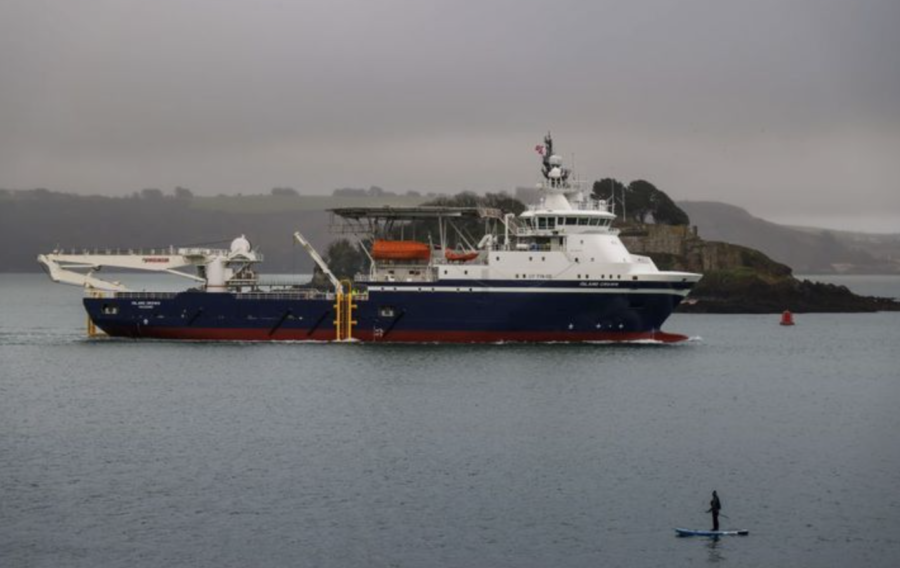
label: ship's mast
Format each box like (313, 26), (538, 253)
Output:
(536, 133), (585, 211)
(539, 132), (571, 189)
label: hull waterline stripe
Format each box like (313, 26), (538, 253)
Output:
(92, 325), (691, 343)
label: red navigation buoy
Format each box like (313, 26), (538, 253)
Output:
(780, 310), (795, 326)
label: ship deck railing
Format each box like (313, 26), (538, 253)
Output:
(100, 289), (370, 302)
(236, 290), (338, 301)
(112, 291), (180, 300)
(50, 246), (263, 261)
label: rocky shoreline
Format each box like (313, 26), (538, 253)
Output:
(676, 272), (900, 313)
(620, 225), (900, 314)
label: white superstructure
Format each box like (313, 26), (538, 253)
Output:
(356, 133), (700, 294)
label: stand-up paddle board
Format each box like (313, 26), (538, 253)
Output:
(675, 528), (749, 537)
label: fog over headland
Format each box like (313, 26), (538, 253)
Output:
(2, 0), (898, 232)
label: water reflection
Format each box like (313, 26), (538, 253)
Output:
(706, 537), (725, 563)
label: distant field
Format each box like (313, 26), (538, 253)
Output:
(190, 194), (427, 213)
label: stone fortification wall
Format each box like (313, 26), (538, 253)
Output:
(621, 224), (792, 278)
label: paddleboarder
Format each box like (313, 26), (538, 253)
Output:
(707, 490), (722, 531)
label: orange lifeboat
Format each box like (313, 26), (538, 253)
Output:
(444, 250), (479, 262)
(371, 240), (431, 261)
(780, 310), (795, 326)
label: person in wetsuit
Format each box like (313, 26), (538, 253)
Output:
(707, 490), (722, 531)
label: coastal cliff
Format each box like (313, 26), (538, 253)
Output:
(621, 225), (900, 313)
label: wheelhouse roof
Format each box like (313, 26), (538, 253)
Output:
(330, 206), (503, 220)
(520, 209), (615, 217)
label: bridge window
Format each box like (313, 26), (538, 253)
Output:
(566, 217), (578, 226)
(578, 217), (589, 225)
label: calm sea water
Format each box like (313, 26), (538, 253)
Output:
(2, 274), (899, 568)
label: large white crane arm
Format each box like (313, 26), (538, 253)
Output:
(37, 252), (203, 291)
(37, 237), (262, 292)
(37, 254), (130, 291)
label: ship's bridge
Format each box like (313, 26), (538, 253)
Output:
(518, 209), (617, 237)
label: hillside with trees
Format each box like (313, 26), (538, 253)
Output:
(0, 188), (422, 273)
(678, 201), (900, 274)
(3, 185), (897, 312)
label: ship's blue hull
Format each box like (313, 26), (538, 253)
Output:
(85, 281), (693, 342)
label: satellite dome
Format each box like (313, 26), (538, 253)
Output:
(548, 154), (563, 166)
(230, 235), (251, 254)
(549, 166), (562, 179)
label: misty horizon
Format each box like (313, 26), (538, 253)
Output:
(2, 0), (898, 233)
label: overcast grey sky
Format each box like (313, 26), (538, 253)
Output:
(2, 0), (898, 231)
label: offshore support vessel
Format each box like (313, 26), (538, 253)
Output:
(38, 135), (701, 342)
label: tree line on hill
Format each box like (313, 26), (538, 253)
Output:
(0, 178), (713, 275)
(4, 178), (896, 276)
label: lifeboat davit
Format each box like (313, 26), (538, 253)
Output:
(444, 250), (479, 262)
(371, 240), (431, 261)
(780, 310), (795, 326)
